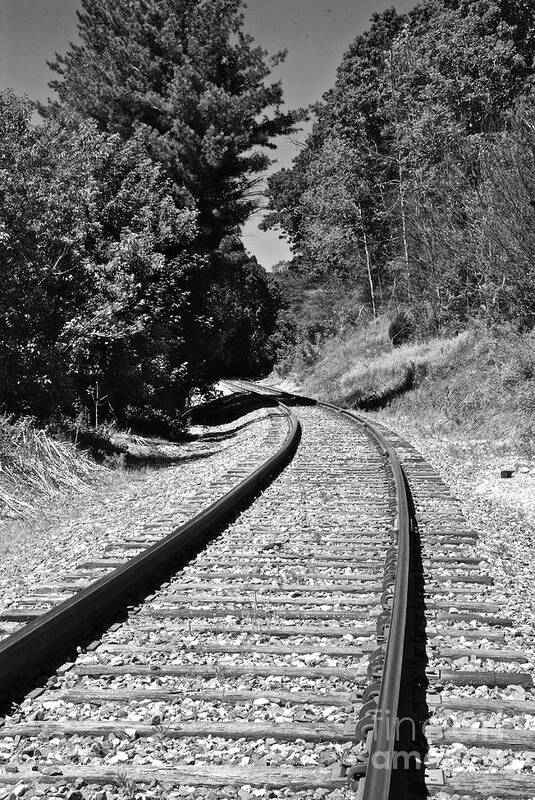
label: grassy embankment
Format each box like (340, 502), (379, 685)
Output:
(0, 416), (109, 519)
(0, 414), (195, 520)
(282, 319), (535, 464)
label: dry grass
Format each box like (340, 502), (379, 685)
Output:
(0, 415), (107, 518)
(293, 319), (535, 457)
(299, 315), (468, 407)
(383, 327), (535, 449)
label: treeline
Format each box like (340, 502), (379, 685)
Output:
(0, 0), (301, 432)
(264, 0), (535, 369)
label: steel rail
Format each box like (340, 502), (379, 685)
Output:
(343, 407), (411, 800)
(0, 400), (301, 703)
(225, 379), (412, 800)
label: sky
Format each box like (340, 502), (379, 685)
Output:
(0, 0), (415, 268)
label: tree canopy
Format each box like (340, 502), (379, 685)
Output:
(264, 0), (535, 339)
(1, 0), (295, 428)
(0, 91), (211, 428)
(46, 0), (303, 245)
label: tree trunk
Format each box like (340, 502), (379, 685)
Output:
(358, 204), (377, 318)
(398, 163), (411, 301)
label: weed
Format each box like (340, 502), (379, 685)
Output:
(154, 719), (171, 744)
(0, 415), (106, 518)
(116, 772), (139, 800)
(248, 590), (265, 634)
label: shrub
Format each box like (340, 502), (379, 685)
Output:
(388, 312), (413, 347)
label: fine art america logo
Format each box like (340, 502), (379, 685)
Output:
(367, 711), (425, 770)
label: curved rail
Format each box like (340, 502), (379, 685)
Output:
(224, 379), (412, 800)
(344, 408), (411, 800)
(0, 400), (301, 704)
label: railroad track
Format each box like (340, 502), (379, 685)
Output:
(0, 384), (533, 799)
(224, 380), (535, 799)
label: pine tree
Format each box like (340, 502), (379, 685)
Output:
(46, 0), (302, 246)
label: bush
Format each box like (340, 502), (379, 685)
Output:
(0, 91), (211, 427)
(388, 312), (413, 347)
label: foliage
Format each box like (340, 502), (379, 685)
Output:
(296, 318), (535, 453)
(195, 236), (280, 377)
(46, 0), (304, 246)
(265, 0), (535, 367)
(0, 91), (210, 429)
(269, 269), (371, 376)
(388, 311), (413, 347)
(1, 0), (288, 429)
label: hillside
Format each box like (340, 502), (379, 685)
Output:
(265, 0), (535, 458)
(277, 319), (534, 459)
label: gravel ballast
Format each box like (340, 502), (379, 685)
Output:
(0, 404), (395, 799)
(0, 408), (282, 634)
